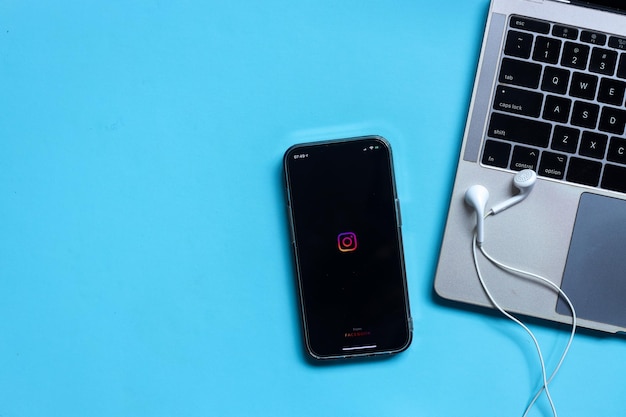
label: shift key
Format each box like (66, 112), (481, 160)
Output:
(488, 112), (551, 148)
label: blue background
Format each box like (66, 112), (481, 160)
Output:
(1, 1), (625, 416)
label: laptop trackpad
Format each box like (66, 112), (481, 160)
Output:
(556, 193), (626, 328)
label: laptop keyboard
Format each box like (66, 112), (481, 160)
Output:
(482, 15), (626, 194)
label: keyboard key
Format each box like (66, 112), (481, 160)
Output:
(543, 95), (571, 123)
(589, 48), (617, 75)
(569, 72), (598, 100)
(533, 36), (561, 64)
(553, 25), (578, 40)
(607, 137), (626, 165)
(493, 85), (543, 117)
(618, 54), (626, 79)
(499, 58), (542, 88)
(598, 78), (626, 106)
(581, 30), (607, 46)
(488, 113), (551, 148)
(571, 101), (599, 129)
(599, 106), (626, 135)
(566, 157), (602, 187)
(511, 145), (540, 171)
(539, 151), (567, 179)
(510, 16), (550, 34)
(601, 164), (626, 193)
(562, 42), (590, 69)
(505, 30), (534, 59)
(608, 36), (626, 51)
(482, 140), (511, 168)
(541, 66), (570, 94)
(551, 125), (580, 153)
(579, 131), (608, 159)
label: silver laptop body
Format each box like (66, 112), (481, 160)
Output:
(435, 0), (626, 334)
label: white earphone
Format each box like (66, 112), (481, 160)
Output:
(464, 169), (537, 245)
(463, 168), (576, 417)
(490, 168), (537, 214)
(464, 184), (489, 245)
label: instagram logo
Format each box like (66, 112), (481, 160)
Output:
(337, 232), (358, 252)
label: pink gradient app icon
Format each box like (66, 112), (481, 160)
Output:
(337, 232), (358, 252)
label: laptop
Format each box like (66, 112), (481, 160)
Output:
(434, 0), (626, 334)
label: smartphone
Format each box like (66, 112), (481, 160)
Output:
(283, 136), (412, 360)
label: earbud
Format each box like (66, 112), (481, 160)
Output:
(465, 169), (537, 245)
(465, 184), (489, 246)
(489, 169), (537, 215)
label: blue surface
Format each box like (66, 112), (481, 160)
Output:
(1, 1), (625, 416)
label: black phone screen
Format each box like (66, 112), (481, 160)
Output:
(284, 136), (412, 359)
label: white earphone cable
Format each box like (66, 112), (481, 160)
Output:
(471, 213), (577, 417)
(472, 233), (556, 417)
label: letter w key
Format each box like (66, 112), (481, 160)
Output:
(570, 72), (598, 100)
